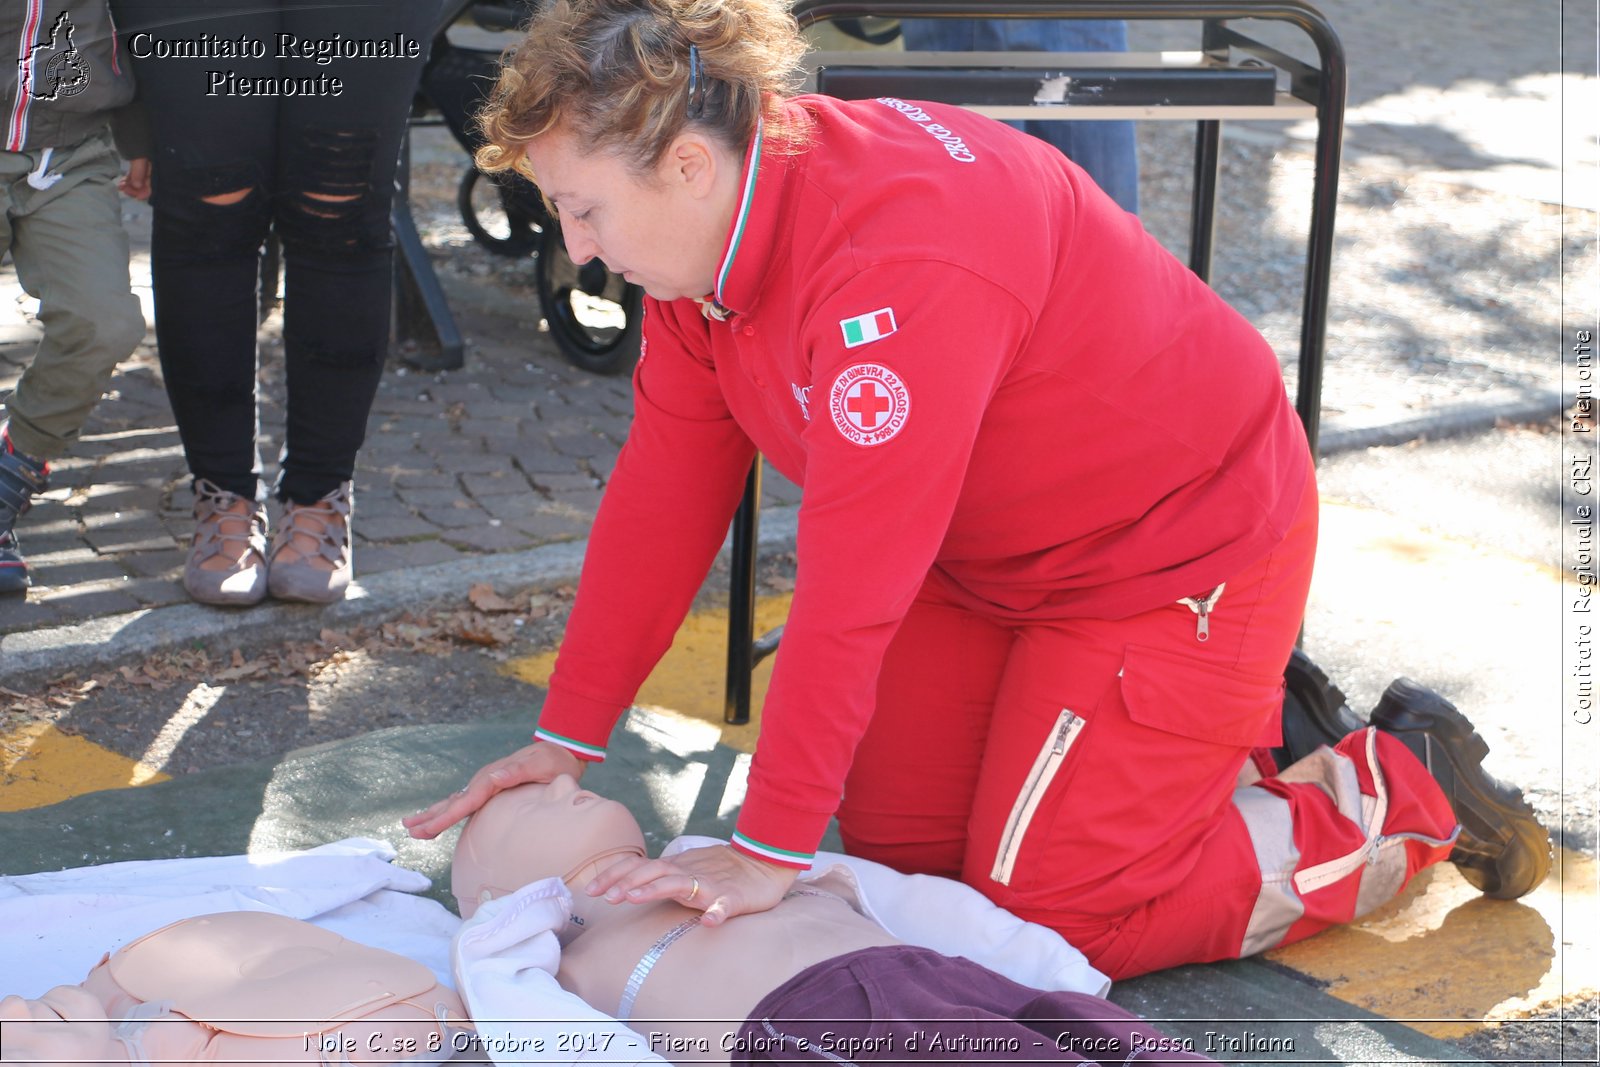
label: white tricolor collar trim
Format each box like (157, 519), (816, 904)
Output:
(709, 115), (765, 314)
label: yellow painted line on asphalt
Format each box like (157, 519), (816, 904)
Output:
(0, 722), (168, 812)
(1267, 849), (1594, 1038)
(504, 593), (793, 754)
(1307, 499), (1560, 669)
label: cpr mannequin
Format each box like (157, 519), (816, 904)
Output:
(0, 911), (473, 1065)
(451, 777), (1219, 1065)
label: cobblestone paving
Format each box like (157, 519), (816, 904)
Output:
(0, 0), (1591, 639)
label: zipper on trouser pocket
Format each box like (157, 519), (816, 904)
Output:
(990, 708), (1085, 886)
(1178, 582), (1226, 642)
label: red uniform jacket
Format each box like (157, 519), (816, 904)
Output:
(534, 95), (1313, 866)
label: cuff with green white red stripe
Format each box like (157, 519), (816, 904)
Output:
(533, 727), (607, 762)
(731, 782), (834, 869)
(729, 831), (815, 870)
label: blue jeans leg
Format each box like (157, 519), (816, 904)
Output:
(899, 18), (1139, 214)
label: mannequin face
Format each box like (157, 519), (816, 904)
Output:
(452, 776), (648, 918)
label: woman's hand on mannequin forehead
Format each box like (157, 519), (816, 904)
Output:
(403, 741), (586, 840)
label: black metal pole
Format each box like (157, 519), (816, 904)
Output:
(725, 461), (764, 725)
(1295, 26), (1345, 458)
(392, 193), (466, 371)
(1188, 119), (1222, 283)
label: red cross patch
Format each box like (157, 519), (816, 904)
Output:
(829, 363), (911, 447)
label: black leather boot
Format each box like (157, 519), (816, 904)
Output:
(1272, 648), (1367, 769)
(1371, 678), (1552, 900)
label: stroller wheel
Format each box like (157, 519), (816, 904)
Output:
(457, 167), (543, 257)
(535, 223), (642, 376)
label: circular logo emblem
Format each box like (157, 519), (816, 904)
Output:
(43, 52), (91, 99)
(829, 363), (911, 447)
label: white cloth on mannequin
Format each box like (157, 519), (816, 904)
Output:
(451, 878), (670, 1065)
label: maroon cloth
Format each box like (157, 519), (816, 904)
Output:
(729, 946), (1218, 1064)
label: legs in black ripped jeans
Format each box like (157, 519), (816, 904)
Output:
(129, 0), (439, 506)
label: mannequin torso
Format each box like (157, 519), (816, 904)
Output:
(557, 869), (898, 1057)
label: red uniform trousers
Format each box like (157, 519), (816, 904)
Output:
(837, 482), (1458, 979)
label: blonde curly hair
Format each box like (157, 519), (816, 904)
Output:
(474, 0), (809, 181)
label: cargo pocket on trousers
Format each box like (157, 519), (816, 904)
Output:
(1119, 643), (1286, 750)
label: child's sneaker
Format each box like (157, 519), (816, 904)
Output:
(0, 425), (50, 596)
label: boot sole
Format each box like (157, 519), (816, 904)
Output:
(1371, 678), (1551, 899)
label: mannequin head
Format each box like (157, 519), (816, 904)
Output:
(451, 776), (647, 919)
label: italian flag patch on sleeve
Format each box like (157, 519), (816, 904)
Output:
(840, 308), (897, 348)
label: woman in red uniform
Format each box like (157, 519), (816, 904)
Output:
(407, 0), (1546, 978)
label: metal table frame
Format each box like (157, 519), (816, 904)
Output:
(389, 0), (485, 372)
(724, 0), (1347, 724)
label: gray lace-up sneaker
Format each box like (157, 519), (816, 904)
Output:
(183, 479), (269, 606)
(267, 481), (353, 604)
(0, 425), (49, 597)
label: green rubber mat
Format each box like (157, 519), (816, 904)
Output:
(0, 708), (770, 900)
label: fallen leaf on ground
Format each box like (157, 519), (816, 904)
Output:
(469, 583), (518, 613)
